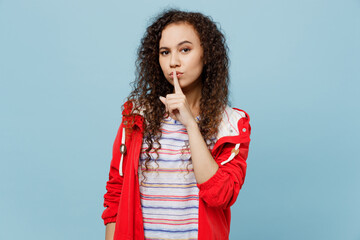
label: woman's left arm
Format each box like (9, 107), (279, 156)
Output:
(160, 69), (251, 208)
(187, 118), (251, 209)
(186, 122), (220, 184)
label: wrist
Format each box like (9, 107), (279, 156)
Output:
(186, 119), (199, 132)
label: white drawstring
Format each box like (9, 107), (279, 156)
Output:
(119, 127), (126, 176)
(221, 143), (240, 165)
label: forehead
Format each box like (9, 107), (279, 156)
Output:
(159, 22), (201, 47)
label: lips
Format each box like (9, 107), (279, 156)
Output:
(170, 71), (183, 78)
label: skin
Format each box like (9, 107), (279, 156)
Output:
(105, 22), (219, 238)
(158, 22), (219, 184)
(105, 222), (115, 240)
(158, 22), (204, 120)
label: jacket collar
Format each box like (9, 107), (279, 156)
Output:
(122, 101), (246, 142)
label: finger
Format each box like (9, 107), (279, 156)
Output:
(169, 106), (179, 120)
(168, 103), (181, 116)
(159, 96), (166, 105)
(165, 93), (185, 100)
(159, 96), (168, 112)
(173, 69), (183, 94)
(170, 112), (178, 121)
(166, 99), (178, 119)
(166, 98), (185, 108)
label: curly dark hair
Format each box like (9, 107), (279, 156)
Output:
(124, 9), (230, 184)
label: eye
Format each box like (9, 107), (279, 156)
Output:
(160, 50), (169, 56)
(181, 48), (191, 53)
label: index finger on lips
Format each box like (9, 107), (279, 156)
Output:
(173, 69), (183, 94)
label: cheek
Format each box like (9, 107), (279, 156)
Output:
(189, 56), (204, 73)
(159, 58), (165, 72)
(158, 59), (171, 83)
(159, 59), (169, 79)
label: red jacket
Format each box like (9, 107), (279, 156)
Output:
(102, 102), (251, 240)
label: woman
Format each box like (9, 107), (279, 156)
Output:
(101, 9), (251, 240)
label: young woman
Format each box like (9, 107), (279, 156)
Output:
(101, 9), (251, 240)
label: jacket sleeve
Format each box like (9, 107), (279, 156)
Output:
(101, 121), (125, 225)
(197, 114), (251, 209)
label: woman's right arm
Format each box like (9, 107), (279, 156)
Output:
(101, 122), (126, 236)
(105, 223), (116, 240)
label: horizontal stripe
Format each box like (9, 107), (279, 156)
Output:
(141, 147), (190, 152)
(141, 147), (190, 151)
(139, 159), (191, 164)
(154, 136), (190, 142)
(141, 206), (198, 210)
(144, 221), (198, 226)
(140, 186), (197, 189)
(141, 197), (198, 201)
(141, 182), (197, 188)
(140, 116), (199, 239)
(146, 238), (197, 240)
(143, 212), (198, 217)
(141, 151), (191, 156)
(141, 197), (198, 202)
(140, 167), (193, 172)
(141, 193), (198, 198)
(161, 128), (188, 134)
(145, 217), (198, 221)
(144, 218), (198, 225)
(160, 120), (184, 126)
(144, 142), (190, 148)
(144, 228), (198, 233)
(143, 181), (197, 185)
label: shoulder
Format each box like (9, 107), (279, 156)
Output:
(216, 105), (251, 140)
(121, 100), (146, 132)
(122, 100), (146, 117)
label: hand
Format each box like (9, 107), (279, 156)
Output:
(159, 69), (197, 128)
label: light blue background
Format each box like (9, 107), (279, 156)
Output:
(1, 0), (359, 239)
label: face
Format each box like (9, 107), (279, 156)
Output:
(159, 22), (204, 92)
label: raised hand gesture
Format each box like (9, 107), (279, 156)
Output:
(159, 69), (197, 128)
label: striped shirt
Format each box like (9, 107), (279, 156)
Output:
(138, 115), (205, 240)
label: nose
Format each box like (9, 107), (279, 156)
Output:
(169, 52), (180, 68)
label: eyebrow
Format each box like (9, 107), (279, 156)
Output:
(159, 40), (193, 50)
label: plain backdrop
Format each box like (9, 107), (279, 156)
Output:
(1, 0), (359, 239)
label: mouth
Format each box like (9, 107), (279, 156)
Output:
(170, 71), (183, 78)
